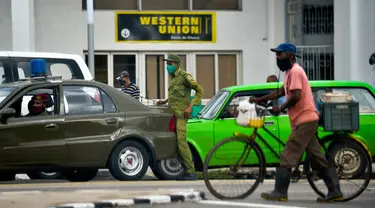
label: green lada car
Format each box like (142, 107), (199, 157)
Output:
(153, 80), (375, 180)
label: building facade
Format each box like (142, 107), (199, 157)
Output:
(0, 0), (374, 102)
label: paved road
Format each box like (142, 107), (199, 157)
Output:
(0, 179), (373, 208)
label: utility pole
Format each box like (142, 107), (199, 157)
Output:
(87, 0), (95, 79)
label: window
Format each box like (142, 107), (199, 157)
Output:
(11, 57), (84, 80)
(82, 0), (138, 10)
(313, 87), (375, 114)
(218, 54), (237, 89)
(193, 0), (240, 10)
(64, 86), (104, 115)
(332, 88), (375, 113)
(100, 90), (117, 113)
(199, 90), (229, 119)
(113, 55), (137, 88)
(5, 86), (59, 117)
(303, 4), (334, 35)
(195, 53), (238, 99)
(196, 55), (215, 98)
(0, 61), (5, 84)
(146, 55), (165, 99)
(219, 90), (273, 119)
(0, 87), (17, 104)
(142, 0), (189, 10)
(84, 54), (109, 84)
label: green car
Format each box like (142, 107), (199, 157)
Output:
(153, 80), (375, 180)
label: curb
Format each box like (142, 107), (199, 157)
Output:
(47, 190), (205, 208)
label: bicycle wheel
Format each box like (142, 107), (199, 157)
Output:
(203, 137), (266, 199)
(307, 139), (372, 202)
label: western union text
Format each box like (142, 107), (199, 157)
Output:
(140, 16), (200, 34)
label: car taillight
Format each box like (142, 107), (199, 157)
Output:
(168, 115), (176, 132)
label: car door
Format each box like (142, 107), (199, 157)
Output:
(0, 83), (67, 165)
(62, 84), (124, 163)
(213, 90), (281, 165)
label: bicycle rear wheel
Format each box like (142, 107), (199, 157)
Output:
(307, 139), (372, 202)
(203, 137), (266, 199)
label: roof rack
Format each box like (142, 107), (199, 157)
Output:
(18, 76), (63, 83)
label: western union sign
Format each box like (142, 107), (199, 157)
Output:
(115, 12), (216, 43)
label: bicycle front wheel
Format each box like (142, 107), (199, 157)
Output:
(203, 137), (266, 200)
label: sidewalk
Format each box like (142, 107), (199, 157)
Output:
(0, 189), (204, 208)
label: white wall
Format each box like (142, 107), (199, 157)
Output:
(1, 0), (286, 85)
(0, 0), (12, 50)
(334, 0), (375, 85)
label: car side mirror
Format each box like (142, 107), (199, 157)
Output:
(370, 53), (375, 65)
(0, 108), (16, 123)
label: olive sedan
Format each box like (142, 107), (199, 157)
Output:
(0, 77), (177, 182)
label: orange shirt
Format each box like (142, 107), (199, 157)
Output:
(283, 63), (319, 129)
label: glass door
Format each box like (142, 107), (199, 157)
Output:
(84, 53), (110, 84)
(111, 53), (137, 88)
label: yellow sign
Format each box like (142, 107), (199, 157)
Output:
(115, 11), (216, 43)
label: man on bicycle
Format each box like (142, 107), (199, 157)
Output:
(250, 42), (343, 203)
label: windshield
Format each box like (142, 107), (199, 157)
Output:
(0, 87), (17, 104)
(199, 90), (230, 119)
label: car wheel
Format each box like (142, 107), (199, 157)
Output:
(329, 141), (366, 179)
(108, 140), (149, 181)
(27, 171), (61, 180)
(62, 169), (98, 182)
(152, 158), (184, 180)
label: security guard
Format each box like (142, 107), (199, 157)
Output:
(157, 54), (204, 181)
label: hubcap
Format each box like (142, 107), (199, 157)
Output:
(118, 147), (144, 176)
(161, 158), (184, 176)
(334, 148), (361, 176)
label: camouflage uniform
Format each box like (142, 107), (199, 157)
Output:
(164, 54), (204, 175)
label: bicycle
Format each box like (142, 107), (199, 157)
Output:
(203, 103), (372, 202)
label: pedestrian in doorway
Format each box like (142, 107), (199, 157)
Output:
(156, 54), (204, 181)
(250, 42), (343, 203)
(116, 70), (140, 101)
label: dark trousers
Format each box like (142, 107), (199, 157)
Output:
(280, 120), (329, 169)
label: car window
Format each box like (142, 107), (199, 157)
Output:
(220, 90), (274, 119)
(199, 90), (230, 119)
(100, 90), (117, 113)
(63, 85), (106, 115)
(332, 88), (375, 113)
(0, 61), (5, 84)
(0, 87), (17, 104)
(10, 57), (84, 81)
(6, 86), (59, 117)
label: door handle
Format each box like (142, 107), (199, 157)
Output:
(45, 123), (58, 130)
(264, 121), (275, 126)
(106, 118), (118, 124)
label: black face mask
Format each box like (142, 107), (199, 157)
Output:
(118, 79), (125, 86)
(277, 58), (292, 72)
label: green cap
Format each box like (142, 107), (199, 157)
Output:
(163, 54), (180, 63)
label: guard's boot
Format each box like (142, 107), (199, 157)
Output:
(317, 167), (344, 202)
(261, 167), (291, 201)
(176, 173), (197, 181)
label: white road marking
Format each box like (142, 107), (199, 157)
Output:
(198, 200), (308, 208)
(135, 195), (172, 204)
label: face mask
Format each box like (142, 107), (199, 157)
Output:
(277, 58), (292, 72)
(166, 65), (177, 74)
(118, 79), (125, 86)
(33, 106), (43, 113)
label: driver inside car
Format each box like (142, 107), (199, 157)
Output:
(26, 94), (50, 116)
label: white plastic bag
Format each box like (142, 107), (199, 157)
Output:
(236, 100), (257, 127)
